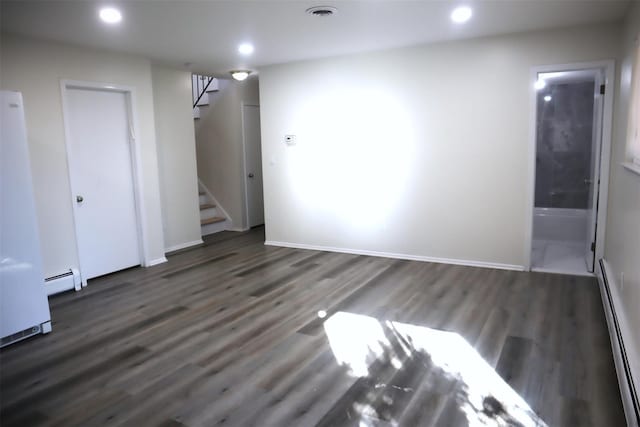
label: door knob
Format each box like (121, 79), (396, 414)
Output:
(76, 195), (84, 203)
(248, 173), (254, 178)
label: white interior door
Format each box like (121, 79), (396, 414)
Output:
(66, 87), (141, 280)
(585, 71), (605, 272)
(243, 105), (264, 227)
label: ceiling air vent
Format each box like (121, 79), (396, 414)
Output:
(306, 6), (338, 17)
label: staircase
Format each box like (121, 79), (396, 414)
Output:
(198, 182), (229, 236)
(192, 74), (219, 120)
(193, 75), (229, 236)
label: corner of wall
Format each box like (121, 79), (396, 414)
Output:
(151, 65), (202, 252)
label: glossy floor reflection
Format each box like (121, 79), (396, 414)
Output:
(323, 311), (546, 427)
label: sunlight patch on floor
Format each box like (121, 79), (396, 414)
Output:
(323, 311), (547, 426)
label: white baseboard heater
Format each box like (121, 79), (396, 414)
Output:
(44, 268), (81, 296)
(598, 259), (640, 427)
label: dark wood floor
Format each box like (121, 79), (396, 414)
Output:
(0, 227), (625, 426)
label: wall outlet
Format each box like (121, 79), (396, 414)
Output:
(284, 135), (296, 145)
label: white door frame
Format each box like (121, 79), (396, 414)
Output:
(241, 102), (261, 230)
(60, 80), (150, 285)
(524, 60), (615, 271)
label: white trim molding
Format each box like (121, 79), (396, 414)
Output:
(60, 79), (160, 279)
(265, 240), (524, 272)
(229, 227), (251, 232)
(165, 239), (204, 254)
(146, 257), (168, 267)
(597, 259), (640, 426)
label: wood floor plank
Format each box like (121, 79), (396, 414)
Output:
(0, 227), (625, 427)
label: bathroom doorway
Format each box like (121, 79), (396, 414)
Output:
(527, 62), (614, 276)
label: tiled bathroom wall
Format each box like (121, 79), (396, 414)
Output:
(534, 81), (595, 209)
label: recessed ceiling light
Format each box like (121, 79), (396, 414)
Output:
(99, 7), (122, 24)
(451, 6), (472, 23)
(238, 43), (254, 55)
(544, 95), (552, 102)
(230, 70), (251, 81)
(306, 6), (338, 17)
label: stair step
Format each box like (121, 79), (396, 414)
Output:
(206, 79), (219, 92)
(201, 216), (225, 226)
(196, 93), (209, 107)
(200, 203), (216, 210)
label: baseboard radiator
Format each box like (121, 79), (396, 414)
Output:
(598, 259), (640, 426)
(44, 268), (81, 296)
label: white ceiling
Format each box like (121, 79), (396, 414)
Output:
(0, 0), (631, 77)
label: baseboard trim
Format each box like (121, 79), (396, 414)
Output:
(264, 240), (524, 271)
(201, 220), (229, 236)
(146, 257), (168, 267)
(597, 259), (640, 427)
(229, 227), (250, 232)
(531, 267), (594, 277)
(164, 239), (204, 254)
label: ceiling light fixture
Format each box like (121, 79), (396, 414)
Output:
(238, 43), (254, 55)
(306, 6), (338, 17)
(451, 6), (472, 23)
(99, 7), (122, 24)
(544, 95), (552, 102)
(230, 70), (252, 81)
(534, 79), (547, 90)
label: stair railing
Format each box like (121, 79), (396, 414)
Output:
(193, 75), (214, 108)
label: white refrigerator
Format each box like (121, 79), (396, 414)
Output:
(1, 90), (52, 347)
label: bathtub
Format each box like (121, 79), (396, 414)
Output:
(533, 207), (587, 242)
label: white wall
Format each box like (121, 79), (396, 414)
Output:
(151, 65), (202, 251)
(259, 24), (621, 268)
(604, 2), (640, 382)
(195, 77), (259, 230)
(0, 34), (166, 277)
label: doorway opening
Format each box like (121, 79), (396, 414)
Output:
(528, 63), (613, 276)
